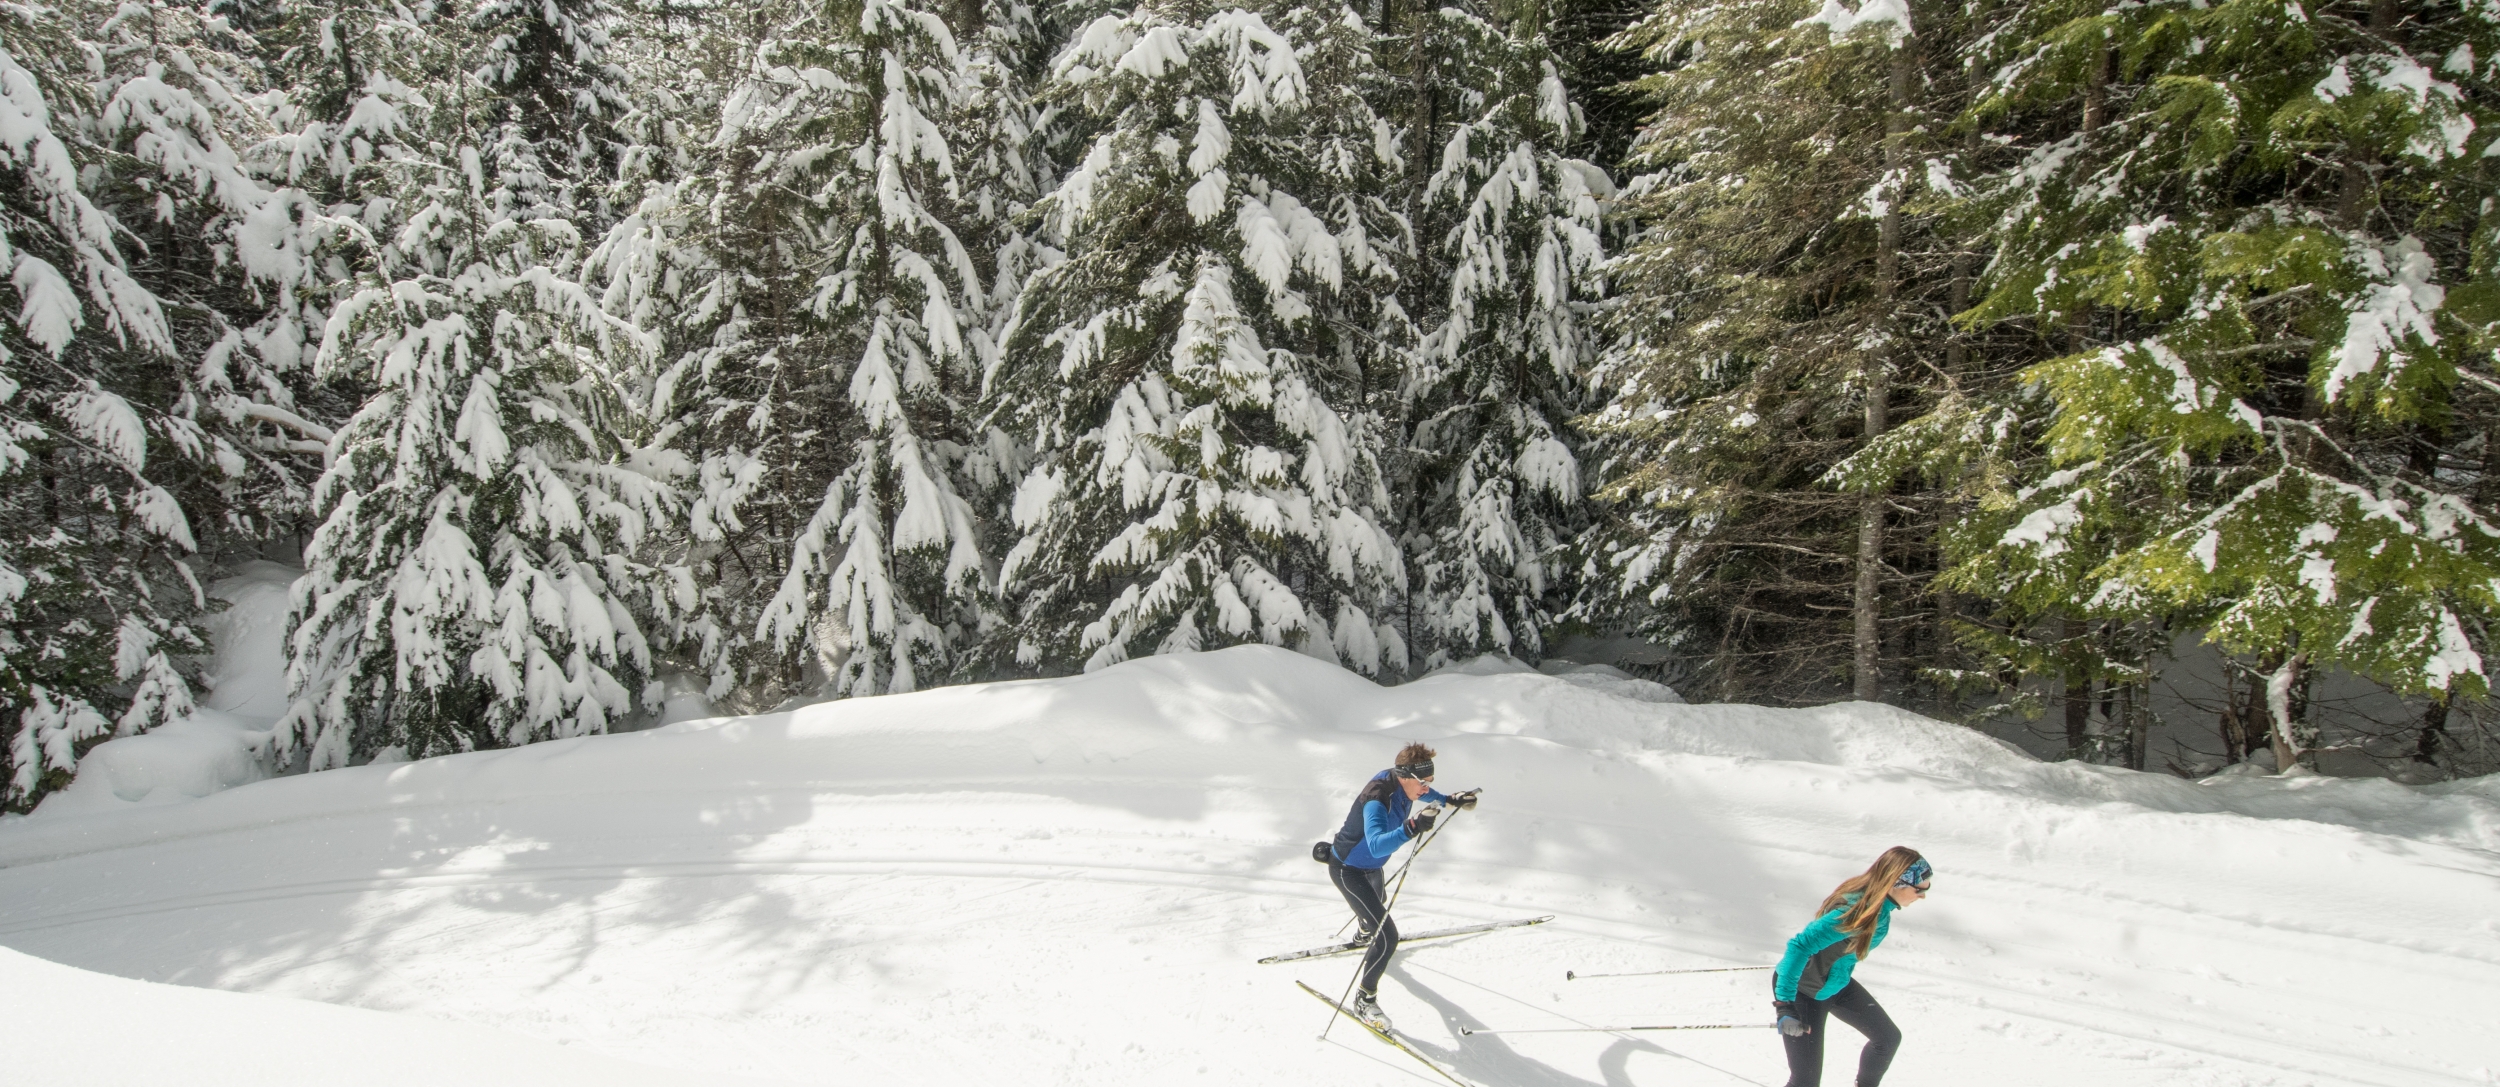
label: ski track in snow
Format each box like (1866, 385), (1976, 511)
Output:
(0, 646), (2494, 1087)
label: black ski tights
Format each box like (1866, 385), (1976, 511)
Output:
(1780, 981), (1901, 1087)
(1327, 861), (1399, 997)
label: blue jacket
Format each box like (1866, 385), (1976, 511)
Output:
(1330, 770), (1448, 869)
(1773, 894), (1895, 1002)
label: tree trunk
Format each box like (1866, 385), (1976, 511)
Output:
(2413, 686), (2451, 766)
(2066, 43), (2110, 351)
(1405, 0), (1433, 196)
(1852, 503), (1885, 701)
(2062, 617), (2090, 758)
(2044, 47), (2117, 754)
(1931, 96), (1977, 718)
(2220, 662), (2269, 765)
(2218, 664), (2240, 765)
(2082, 43), (2109, 134)
(1854, 28), (1915, 702)
(2098, 632), (2117, 730)
(1932, 549), (1957, 717)
(2264, 652), (2309, 773)
(2123, 678), (2146, 770)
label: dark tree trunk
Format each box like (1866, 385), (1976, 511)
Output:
(1854, 25), (1915, 702)
(2413, 691), (2450, 766)
(2061, 615), (2090, 758)
(2123, 680), (2146, 771)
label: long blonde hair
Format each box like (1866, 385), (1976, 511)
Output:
(1817, 846), (1923, 959)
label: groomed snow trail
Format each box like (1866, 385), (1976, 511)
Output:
(0, 646), (2492, 1086)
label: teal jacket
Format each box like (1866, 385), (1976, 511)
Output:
(1773, 894), (1896, 1002)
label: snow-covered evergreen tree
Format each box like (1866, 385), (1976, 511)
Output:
(30, 0), (2498, 791)
(959, 0), (1058, 322)
(469, 0), (634, 217)
(988, 1), (1409, 676)
(1386, 4), (1610, 669)
(0, 0), (345, 806)
(591, 0), (1011, 704)
(282, 15), (681, 768)
(1585, 0), (1965, 702)
(1934, 0), (2500, 769)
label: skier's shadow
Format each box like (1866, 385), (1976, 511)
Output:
(1385, 962), (1773, 1087)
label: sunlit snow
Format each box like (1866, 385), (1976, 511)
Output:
(3, 643), (2492, 1086)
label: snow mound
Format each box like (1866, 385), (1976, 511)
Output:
(38, 713), (270, 811)
(1434, 652), (1687, 702)
(1540, 658), (1686, 703)
(33, 562), (295, 815)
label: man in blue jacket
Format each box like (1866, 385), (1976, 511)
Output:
(1326, 742), (1477, 1030)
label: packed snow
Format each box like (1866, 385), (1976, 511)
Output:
(1, 644), (2493, 1086)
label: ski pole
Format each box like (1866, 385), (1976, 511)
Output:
(1323, 803), (1464, 1041)
(1460, 1022), (1773, 1036)
(1566, 965), (1770, 981)
(1379, 801), (1458, 919)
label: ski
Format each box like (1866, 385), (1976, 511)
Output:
(1297, 981), (1476, 1087)
(1461, 1022), (1771, 1036)
(1258, 915), (1553, 964)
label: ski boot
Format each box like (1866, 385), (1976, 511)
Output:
(1350, 991), (1393, 1033)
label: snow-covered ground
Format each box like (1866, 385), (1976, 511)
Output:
(2, 644), (2494, 1086)
(0, 944), (765, 1086)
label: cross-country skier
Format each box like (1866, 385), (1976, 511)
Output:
(1326, 742), (1477, 1031)
(1769, 846), (1930, 1087)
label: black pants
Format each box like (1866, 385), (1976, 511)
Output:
(1327, 860), (1399, 997)
(1782, 981), (1901, 1087)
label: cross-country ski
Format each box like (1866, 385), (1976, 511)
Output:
(1297, 981), (1477, 1087)
(1259, 915), (1553, 964)
(1461, 1022), (1772, 1036)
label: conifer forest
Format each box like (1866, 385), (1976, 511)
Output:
(8, 0), (2500, 809)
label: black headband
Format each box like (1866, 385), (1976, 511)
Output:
(1394, 759), (1435, 780)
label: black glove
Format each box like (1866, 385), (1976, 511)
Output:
(1449, 789), (1480, 810)
(1774, 1001), (1808, 1037)
(1406, 807), (1439, 835)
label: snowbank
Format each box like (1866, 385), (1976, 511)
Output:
(1435, 652), (1687, 703)
(0, 646), (2491, 1087)
(1414, 653), (2497, 852)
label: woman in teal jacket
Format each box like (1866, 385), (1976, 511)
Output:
(1770, 847), (1931, 1087)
